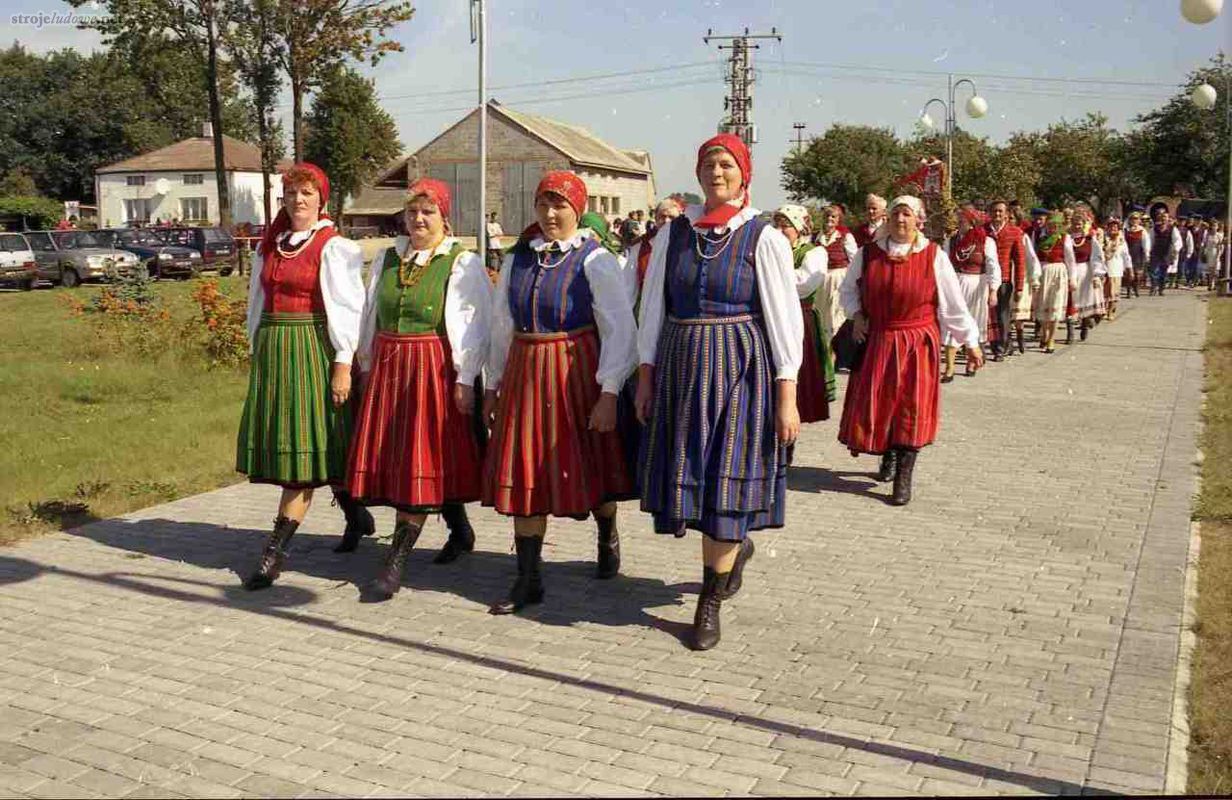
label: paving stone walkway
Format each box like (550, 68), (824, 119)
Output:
(0, 292), (1208, 797)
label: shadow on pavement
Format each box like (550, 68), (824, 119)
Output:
(0, 547), (1102, 796)
(787, 464), (884, 499)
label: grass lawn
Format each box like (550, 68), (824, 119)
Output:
(1190, 295), (1232, 792)
(0, 276), (251, 545)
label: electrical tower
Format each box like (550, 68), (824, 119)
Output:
(791, 122), (807, 154)
(703, 27), (781, 148)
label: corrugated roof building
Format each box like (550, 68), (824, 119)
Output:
(346, 101), (656, 237)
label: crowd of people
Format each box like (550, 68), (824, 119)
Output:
(233, 140), (1225, 652)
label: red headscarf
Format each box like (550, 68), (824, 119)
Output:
(261, 162), (331, 257)
(406, 178), (452, 220)
(518, 171), (589, 244)
(694, 133), (751, 230)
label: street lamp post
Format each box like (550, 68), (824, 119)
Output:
(1191, 76), (1230, 294)
(920, 74), (988, 198)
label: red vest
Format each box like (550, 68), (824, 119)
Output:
(853, 222), (881, 248)
(948, 229), (987, 275)
(820, 231), (850, 269)
(261, 226), (339, 313)
(986, 222), (1026, 289)
(1039, 237), (1066, 264)
(1071, 235), (1093, 263)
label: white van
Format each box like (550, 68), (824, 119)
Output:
(0, 232), (38, 291)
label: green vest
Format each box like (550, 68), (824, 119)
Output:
(375, 241), (466, 335)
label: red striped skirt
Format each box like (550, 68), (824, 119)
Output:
(482, 327), (636, 519)
(838, 319), (941, 454)
(798, 300), (831, 424)
(345, 331), (482, 511)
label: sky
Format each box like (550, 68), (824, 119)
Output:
(1, 0), (1228, 210)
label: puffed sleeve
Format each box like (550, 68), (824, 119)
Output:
(755, 225), (804, 380)
(794, 246), (828, 298)
(636, 224), (672, 366)
(839, 247), (865, 317)
(1023, 234), (1041, 286)
(355, 248), (387, 372)
(584, 247), (638, 393)
(983, 237), (1001, 290)
(843, 232), (857, 264)
(318, 236), (366, 365)
(1063, 235), (1077, 282)
(246, 250), (265, 351)
(445, 251), (493, 386)
(485, 252), (515, 390)
(933, 247), (981, 350)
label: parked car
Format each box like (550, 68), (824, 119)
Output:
(155, 227), (238, 275)
(97, 228), (202, 279)
(0, 232), (38, 291)
(23, 230), (141, 288)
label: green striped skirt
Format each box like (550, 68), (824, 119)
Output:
(235, 312), (353, 488)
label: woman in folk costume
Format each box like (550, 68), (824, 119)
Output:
(1033, 213), (1077, 354)
(941, 205), (1000, 382)
(237, 163), (367, 590)
(1100, 216), (1131, 321)
(773, 203), (833, 422)
(814, 203), (859, 346)
(1068, 209), (1107, 341)
(637, 134), (802, 651)
(344, 179), (492, 600)
(1123, 209), (1150, 298)
(483, 171), (638, 615)
(838, 197), (982, 507)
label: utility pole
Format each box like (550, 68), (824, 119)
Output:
(791, 122), (807, 154)
(703, 27), (781, 148)
(471, 0), (487, 247)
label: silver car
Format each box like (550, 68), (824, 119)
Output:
(24, 230), (142, 288)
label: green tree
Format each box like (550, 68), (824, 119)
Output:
(989, 134), (1043, 209)
(905, 128), (1000, 204)
(1034, 113), (1124, 212)
(304, 66), (402, 220)
(275, 0), (415, 160)
(0, 196), (64, 229)
(224, 0), (285, 225)
(0, 168), (38, 197)
(781, 125), (908, 212)
(1128, 53), (1230, 200)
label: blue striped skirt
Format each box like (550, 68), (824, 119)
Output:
(639, 314), (789, 541)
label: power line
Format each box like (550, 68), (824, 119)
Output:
(778, 59), (1180, 88)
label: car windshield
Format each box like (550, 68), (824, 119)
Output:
(202, 228), (231, 243)
(161, 229), (194, 246)
(1, 234), (30, 252)
(120, 231), (163, 246)
(54, 231), (107, 249)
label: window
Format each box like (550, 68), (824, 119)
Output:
(587, 195), (598, 213)
(126, 175), (145, 187)
(202, 227), (232, 243)
(183, 174), (204, 185)
(600, 197), (610, 215)
(180, 197), (208, 221)
(0, 234), (29, 252)
(611, 197), (621, 215)
(25, 232), (54, 252)
(123, 198), (152, 223)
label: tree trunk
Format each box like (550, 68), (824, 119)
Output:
(205, 4), (232, 230)
(292, 78), (304, 162)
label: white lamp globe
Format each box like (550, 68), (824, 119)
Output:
(1192, 82), (1218, 109)
(920, 112), (936, 131)
(1180, 0), (1223, 24)
(154, 178), (171, 195)
(966, 95), (989, 118)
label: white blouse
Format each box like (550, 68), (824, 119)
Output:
(355, 236), (493, 385)
(637, 205), (805, 381)
(245, 218), (366, 365)
(943, 235), (1002, 290)
(838, 234), (982, 350)
(487, 232), (637, 395)
(1023, 233), (1042, 285)
(1101, 238), (1132, 279)
(795, 245), (829, 298)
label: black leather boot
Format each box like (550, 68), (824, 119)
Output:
(594, 512), (621, 579)
(889, 449), (918, 506)
(332, 488), (376, 553)
(719, 538), (755, 600)
(691, 568), (729, 651)
(489, 536), (545, 615)
(1016, 328), (1026, 354)
(434, 503), (475, 564)
(244, 516), (300, 590)
(1064, 320), (1075, 345)
(876, 450), (898, 482)
(368, 520), (422, 601)
(1080, 320), (1089, 341)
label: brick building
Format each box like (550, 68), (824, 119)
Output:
(345, 100), (656, 237)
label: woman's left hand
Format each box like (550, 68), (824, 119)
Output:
(454, 382), (475, 416)
(965, 345), (985, 372)
(331, 363), (352, 407)
(988, 289), (998, 307)
(589, 392), (618, 433)
(775, 380), (800, 446)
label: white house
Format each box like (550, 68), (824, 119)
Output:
(95, 128), (289, 228)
